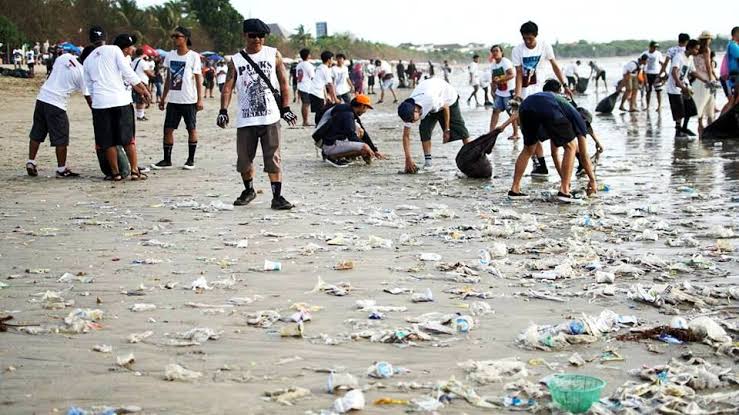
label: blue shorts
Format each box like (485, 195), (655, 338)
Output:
(494, 95), (510, 111)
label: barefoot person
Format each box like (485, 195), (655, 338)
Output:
(83, 34), (151, 181)
(26, 51), (90, 177)
(467, 54), (481, 106)
(511, 20), (572, 178)
(397, 78), (469, 173)
(295, 48), (315, 126)
(667, 39), (708, 137)
(508, 80), (596, 202)
(618, 54), (648, 112)
(488, 44), (520, 140)
(153, 26), (203, 170)
(216, 18), (297, 210)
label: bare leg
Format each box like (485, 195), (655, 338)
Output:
(241, 165), (256, 182)
(559, 140), (577, 195)
(489, 110), (500, 131)
(511, 144), (536, 193)
(301, 101), (310, 126)
(576, 136), (597, 194)
(55, 145), (67, 167)
(389, 88), (398, 102)
(123, 143), (138, 174)
(28, 140), (41, 160)
(422, 140), (431, 156)
(164, 128), (175, 145)
(105, 147), (120, 175)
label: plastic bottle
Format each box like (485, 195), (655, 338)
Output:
(452, 315), (474, 333)
(478, 248), (491, 266)
(263, 259), (282, 271)
(567, 320), (585, 335)
(370, 361), (394, 378)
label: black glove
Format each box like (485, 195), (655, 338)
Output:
(216, 109), (229, 128)
(280, 106), (298, 125)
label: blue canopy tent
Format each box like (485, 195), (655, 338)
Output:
(60, 42), (82, 54)
(207, 54), (224, 62)
(200, 51), (217, 56)
(155, 48), (168, 57)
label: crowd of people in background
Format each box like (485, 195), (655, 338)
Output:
(13, 17), (739, 208)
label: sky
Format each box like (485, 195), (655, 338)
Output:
(138, 0), (736, 46)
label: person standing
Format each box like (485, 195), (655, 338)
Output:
(442, 60), (451, 82)
(153, 26), (203, 170)
(667, 39), (708, 137)
(83, 34), (151, 181)
(295, 48), (315, 126)
(396, 60), (406, 88)
(216, 60), (227, 94)
(660, 33), (690, 79)
(350, 62), (365, 95)
(26, 51), (90, 177)
(467, 54), (481, 106)
(618, 54), (648, 112)
(396, 78), (469, 172)
(153, 58), (164, 103)
(511, 20), (572, 178)
(308, 51), (337, 124)
(644, 41), (664, 110)
(692, 31), (717, 136)
(366, 59), (376, 94)
(289, 61), (298, 102)
(333, 53), (352, 104)
(131, 49), (154, 121)
(406, 60), (418, 88)
(722, 26), (739, 114)
(13, 48), (23, 69)
(26, 49), (36, 76)
(203, 61), (216, 98)
(216, 18), (297, 210)
(376, 59), (398, 104)
(564, 61), (578, 90)
(488, 44), (520, 140)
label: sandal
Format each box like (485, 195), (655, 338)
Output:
(104, 173), (123, 181)
(130, 169), (148, 181)
(26, 162), (38, 177)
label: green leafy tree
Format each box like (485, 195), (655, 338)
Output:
(186, 0), (242, 53)
(0, 15), (26, 47)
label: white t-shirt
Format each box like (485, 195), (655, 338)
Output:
(132, 57), (150, 84)
(164, 49), (202, 104)
(511, 40), (556, 97)
(564, 63), (577, 77)
(622, 60), (640, 75)
(13, 49), (22, 63)
(296, 60), (315, 93)
(83, 45), (142, 109)
(232, 46), (280, 128)
(366, 64), (376, 76)
(403, 78), (458, 128)
(479, 65), (490, 87)
(666, 46), (685, 62)
(216, 64), (227, 84)
(490, 58), (515, 97)
(379, 61), (392, 77)
(37, 53), (86, 111)
(309, 63), (333, 98)
(332, 63), (351, 95)
(468, 61), (480, 85)
(644, 50), (663, 74)
(667, 53), (694, 95)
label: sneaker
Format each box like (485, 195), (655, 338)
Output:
(233, 189), (256, 206)
(530, 165), (549, 177)
(681, 127), (696, 137)
(423, 159), (433, 169)
(557, 191), (575, 203)
(323, 155), (349, 168)
(151, 160), (173, 169)
(183, 160), (195, 170)
(507, 190), (529, 200)
(55, 168), (80, 178)
(271, 195), (294, 210)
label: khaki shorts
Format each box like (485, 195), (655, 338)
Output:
(323, 140), (365, 157)
(624, 75), (639, 92)
(236, 122), (281, 174)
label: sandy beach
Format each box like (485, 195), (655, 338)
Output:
(0, 64), (737, 415)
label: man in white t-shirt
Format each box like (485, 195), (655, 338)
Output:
(375, 59), (398, 104)
(660, 33), (690, 79)
(295, 48), (315, 126)
(511, 21), (571, 178)
(643, 41), (664, 111)
(333, 53), (353, 104)
(618, 54), (648, 112)
(154, 26), (203, 170)
(26, 50), (36, 76)
(131, 48), (155, 121)
(488, 44), (520, 140)
(308, 51), (337, 125)
(564, 62), (578, 90)
(396, 78), (469, 173)
(84, 34), (151, 181)
(27, 53), (91, 178)
(365, 61), (376, 94)
(13, 48), (23, 69)
(467, 54), (481, 106)
(667, 39), (708, 137)
(216, 61), (227, 92)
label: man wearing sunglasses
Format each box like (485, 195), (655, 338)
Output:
(154, 26), (203, 171)
(216, 18), (297, 210)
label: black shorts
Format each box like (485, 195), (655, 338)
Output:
(29, 100), (69, 146)
(164, 103), (197, 130)
(367, 75), (375, 86)
(595, 70), (606, 81)
(519, 110), (576, 147)
(309, 94), (325, 113)
(92, 105), (135, 150)
(668, 93), (697, 121)
(646, 74), (659, 88)
(299, 91), (311, 103)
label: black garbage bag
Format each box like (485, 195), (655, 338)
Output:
(455, 131), (499, 178)
(703, 104), (739, 139)
(576, 77), (589, 94)
(96, 145), (131, 177)
(595, 91), (620, 113)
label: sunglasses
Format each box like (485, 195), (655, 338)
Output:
(170, 34), (184, 39)
(247, 33), (267, 39)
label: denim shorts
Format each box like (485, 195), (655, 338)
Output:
(494, 94), (511, 111)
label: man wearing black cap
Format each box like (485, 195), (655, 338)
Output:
(154, 26), (203, 170)
(643, 41), (664, 110)
(397, 78), (469, 173)
(80, 26), (106, 64)
(216, 18), (298, 210)
(83, 34), (151, 181)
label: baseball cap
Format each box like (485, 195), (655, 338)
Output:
(649, 41), (659, 48)
(113, 34), (137, 49)
(397, 98), (417, 122)
(173, 26), (192, 47)
(89, 26), (105, 43)
(352, 94), (373, 109)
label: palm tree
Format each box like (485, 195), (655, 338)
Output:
(289, 25), (313, 49)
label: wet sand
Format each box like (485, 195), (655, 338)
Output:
(0, 62), (737, 414)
